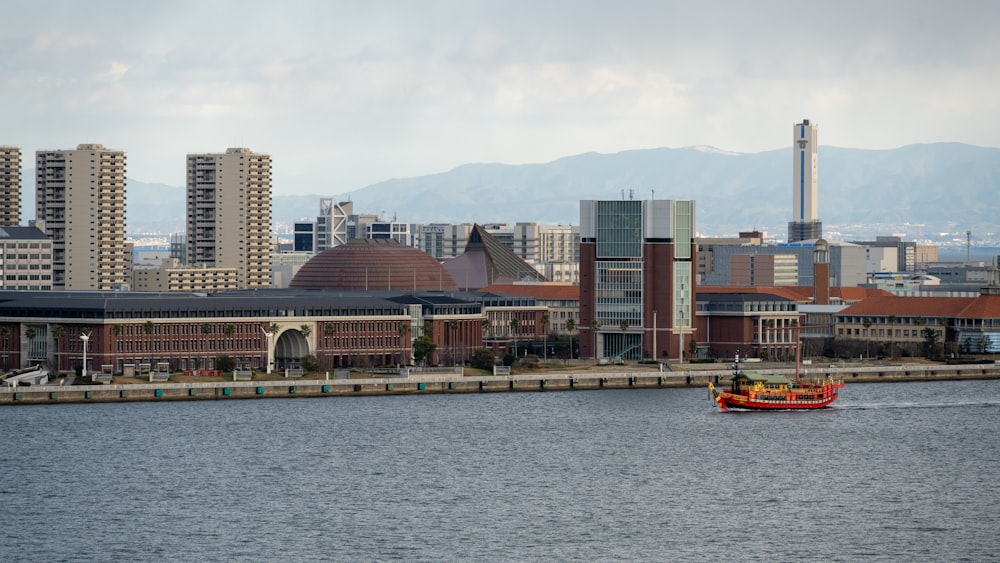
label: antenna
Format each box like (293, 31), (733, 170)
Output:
(629, 189), (634, 200)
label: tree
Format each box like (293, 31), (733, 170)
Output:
(216, 355), (236, 373)
(398, 321), (411, 366)
(299, 324), (312, 338)
(324, 322), (338, 368)
(0, 326), (9, 369)
(412, 335), (436, 366)
(223, 324), (236, 353)
(887, 315), (897, 359)
(470, 348), (496, 371)
(565, 317), (576, 360)
(921, 325), (940, 358)
(51, 324), (65, 373)
(112, 324), (122, 373)
(509, 317), (520, 358)
(541, 313), (550, 362)
(199, 322), (212, 369)
(913, 316), (926, 357)
(448, 319), (460, 365)
(300, 354), (320, 373)
(590, 320), (601, 358)
(25, 327), (36, 363)
(862, 317), (873, 359)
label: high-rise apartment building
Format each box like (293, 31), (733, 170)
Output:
(186, 147), (272, 289)
(35, 144), (128, 290)
(788, 118), (823, 243)
(579, 199), (696, 361)
(1, 146), (21, 226)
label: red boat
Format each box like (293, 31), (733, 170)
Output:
(708, 370), (844, 410)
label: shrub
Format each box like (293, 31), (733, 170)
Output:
(470, 348), (496, 371)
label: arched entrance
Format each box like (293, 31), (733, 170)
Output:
(274, 329), (309, 370)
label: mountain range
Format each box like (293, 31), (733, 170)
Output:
(22, 143), (1000, 242)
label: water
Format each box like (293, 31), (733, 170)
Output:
(2, 380), (999, 562)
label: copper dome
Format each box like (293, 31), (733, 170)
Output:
(290, 239), (458, 291)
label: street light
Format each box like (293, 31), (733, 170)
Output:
(80, 332), (90, 379)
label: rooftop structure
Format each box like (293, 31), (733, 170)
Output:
(289, 238), (458, 292)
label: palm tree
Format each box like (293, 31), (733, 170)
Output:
(509, 317), (520, 358)
(565, 317), (576, 361)
(887, 315), (897, 359)
(448, 319), (460, 366)
(25, 327), (36, 365)
(145, 321), (155, 372)
(50, 324), (64, 373)
(589, 320), (601, 358)
(323, 322), (338, 369)
(0, 326), (9, 369)
(914, 316), (926, 357)
(299, 324), (312, 338)
(862, 317), (873, 359)
(224, 324), (236, 354)
(112, 324), (122, 373)
(398, 321), (411, 366)
(200, 322), (212, 370)
(541, 313), (550, 362)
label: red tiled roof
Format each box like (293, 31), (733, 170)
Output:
(480, 283), (579, 300)
(956, 295), (1000, 319)
(695, 286), (813, 302)
(839, 295), (974, 317)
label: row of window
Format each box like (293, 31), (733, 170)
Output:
(839, 327), (942, 338)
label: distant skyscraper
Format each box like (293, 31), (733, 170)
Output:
(788, 118), (822, 243)
(185, 148), (272, 289)
(35, 144), (128, 290)
(1, 146), (21, 226)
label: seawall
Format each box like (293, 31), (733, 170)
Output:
(1, 363), (998, 406)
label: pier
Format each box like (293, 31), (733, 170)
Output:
(1, 363), (998, 405)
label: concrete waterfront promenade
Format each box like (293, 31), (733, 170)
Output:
(2, 362), (999, 405)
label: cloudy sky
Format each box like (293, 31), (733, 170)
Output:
(4, 0), (999, 196)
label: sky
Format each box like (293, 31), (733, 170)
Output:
(4, 0), (1000, 196)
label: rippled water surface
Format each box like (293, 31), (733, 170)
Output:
(2, 379), (999, 561)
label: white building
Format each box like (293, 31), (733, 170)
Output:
(35, 144), (128, 290)
(186, 148), (272, 289)
(0, 226), (53, 290)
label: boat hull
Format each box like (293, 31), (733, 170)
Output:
(708, 381), (843, 411)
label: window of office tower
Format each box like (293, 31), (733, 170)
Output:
(596, 200), (642, 259)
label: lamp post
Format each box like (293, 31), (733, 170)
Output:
(80, 332), (90, 379)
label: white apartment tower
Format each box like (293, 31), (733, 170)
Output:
(35, 144), (128, 290)
(788, 118), (822, 243)
(186, 148), (272, 289)
(1, 146), (21, 226)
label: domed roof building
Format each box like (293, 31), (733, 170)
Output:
(289, 239), (458, 292)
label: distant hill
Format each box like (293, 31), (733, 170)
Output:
(331, 143), (1000, 240)
(22, 143), (1000, 241)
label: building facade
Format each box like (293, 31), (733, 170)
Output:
(0, 146), (20, 227)
(788, 118), (822, 243)
(186, 148), (272, 289)
(579, 199), (696, 361)
(0, 226), (53, 290)
(35, 144), (128, 290)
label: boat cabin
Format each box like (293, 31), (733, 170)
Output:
(730, 371), (792, 394)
